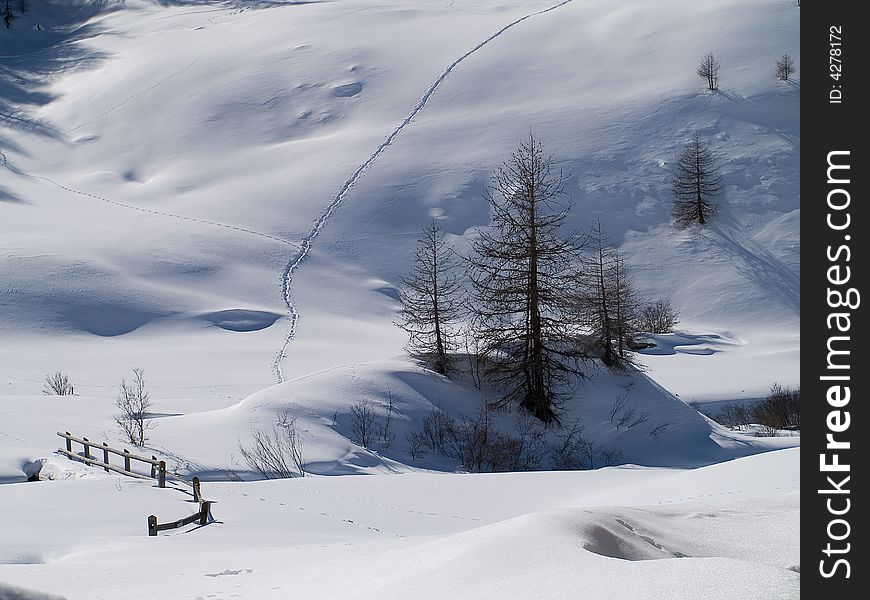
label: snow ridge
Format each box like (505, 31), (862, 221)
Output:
(272, 0), (576, 382)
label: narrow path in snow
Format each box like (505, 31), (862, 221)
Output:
(272, 0), (577, 382)
(0, 148), (299, 248)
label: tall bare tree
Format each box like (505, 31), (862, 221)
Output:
(697, 52), (720, 91)
(776, 54), (795, 80)
(671, 136), (722, 227)
(397, 221), (463, 374)
(467, 134), (583, 424)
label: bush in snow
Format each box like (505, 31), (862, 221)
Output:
(414, 407), (548, 472)
(350, 400), (377, 449)
(751, 383), (800, 431)
(715, 403), (751, 430)
(238, 411), (306, 479)
(637, 299), (679, 333)
(42, 371), (75, 396)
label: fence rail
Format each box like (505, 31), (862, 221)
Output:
(56, 431), (166, 487)
(148, 499), (213, 536)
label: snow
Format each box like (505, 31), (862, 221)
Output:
(1, 0), (798, 598)
(0, 448), (799, 599)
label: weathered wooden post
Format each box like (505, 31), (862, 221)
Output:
(102, 443), (110, 472)
(192, 477), (201, 502)
(158, 461), (166, 488)
(124, 450), (131, 473)
(65, 432), (72, 453)
(150, 456), (157, 479)
(199, 501), (212, 525)
(148, 515), (158, 536)
(82, 437), (90, 459)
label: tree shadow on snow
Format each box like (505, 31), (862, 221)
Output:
(0, 1), (114, 153)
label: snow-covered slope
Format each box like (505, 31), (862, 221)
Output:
(1, 0), (798, 405)
(2, 2), (799, 596)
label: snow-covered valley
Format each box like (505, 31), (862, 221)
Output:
(1, 0), (799, 597)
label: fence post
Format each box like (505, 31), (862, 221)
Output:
(150, 456), (157, 479)
(158, 461), (166, 488)
(192, 477), (201, 502)
(148, 515), (158, 536)
(124, 450), (131, 473)
(102, 443), (110, 472)
(199, 501), (212, 525)
(82, 437), (90, 459)
(65, 432), (72, 453)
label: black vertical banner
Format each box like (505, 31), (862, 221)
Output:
(804, 1), (866, 596)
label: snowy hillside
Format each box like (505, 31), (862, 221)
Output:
(1, 0), (798, 403)
(1, 0), (798, 598)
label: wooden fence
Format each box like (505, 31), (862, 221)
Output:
(57, 432), (215, 535)
(57, 431), (166, 487)
(148, 496), (213, 536)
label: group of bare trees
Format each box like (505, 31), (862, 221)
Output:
(398, 135), (679, 425)
(697, 51), (797, 90)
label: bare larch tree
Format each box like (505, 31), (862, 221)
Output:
(697, 52), (720, 91)
(467, 134), (582, 424)
(578, 219), (616, 366)
(609, 248), (640, 362)
(776, 54), (795, 80)
(397, 221), (463, 374)
(671, 136), (722, 227)
(577, 223), (640, 367)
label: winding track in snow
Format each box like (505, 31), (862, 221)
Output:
(272, 0), (576, 382)
(0, 148), (298, 247)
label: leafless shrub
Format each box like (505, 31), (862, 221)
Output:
(715, 403), (751, 430)
(420, 409), (458, 454)
(637, 300), (679, 333)
(551, 419), (594, 470)
(551, 419), (623, 469)
(463, 330), (485, 390)
(414, 408), (547, 472)
(378, 390), (397, 451)
(43, 371), (75, 396)
(407, 431), (426, 460)
(598, 446), (623, 467)
(752, 383), (800, 431)
(238, 413), (305, 479)
(351, 400), (377, 449)
(451, 409), (547, 472)
(116, 368), (154, 447)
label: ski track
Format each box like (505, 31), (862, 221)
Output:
(0, 148), (298, 247)
(272, 0), (577, 382)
